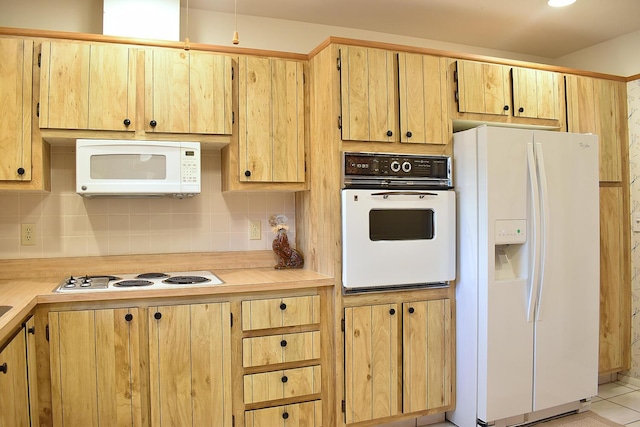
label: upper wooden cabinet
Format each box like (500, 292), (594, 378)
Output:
(339, 46), (447, 145)
(144, 49), (233, 135)
(222, 56), (306, 191)
(454, 59), (562, 122)
(0, 38), (33, 182)
(40, 41), (136, 131)
(565, 75), (626, 182)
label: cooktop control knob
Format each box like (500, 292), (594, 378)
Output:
(390, 160), (401, 173)
(80, 276), (92, 287)
(402, 161), (412, 173)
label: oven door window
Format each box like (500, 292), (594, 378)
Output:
(90, 154), (167, 179)
(369, 209), (434, 241)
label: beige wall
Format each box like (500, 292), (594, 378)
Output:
(0, 0), (103, 34)
(0, 147), (295, 259)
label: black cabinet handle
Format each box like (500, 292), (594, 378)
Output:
(244, 170), (251, 177)
(154, 312), (162, 320)
(280, 339), (287, 347)
(389, 308), (396, 315)
(17, 167), (25, 175)
(123, 118), (131, 126)
(282, 412), (289, 420)
(518, 107), (524, 113)
(408, 307), (415, 314)
(406, 131), (412, 138)
(281, 375), (288, 383)
(149, 120), (157, 127)
(28, 326), (35, 334)
(0, 363), (6, 374)
(386, 130), (393, 137)
(125, 313), (133, 322)
(280, 303), (287, 310)
(503, 105), (510, 111)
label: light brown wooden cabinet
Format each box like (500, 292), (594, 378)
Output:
(0, 323), (31, 427)
(48, 308), (142, 427)
(40, 41), (136, 131)
(0, 38), (33, 182)
(233, 56), (305, 184)
(149, 302), (232, 427)
(565, 74), (631, 374)
(339, 46), (447, 145)
(454, 60), (562, 121)
(343, 298), (452, 424)
(144, 49), (233, 134)
(241, 295), (322, 426)
(565, 75), (626, 182)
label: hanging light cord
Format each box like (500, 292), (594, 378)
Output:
(184, 0), (191, 50)
(232, 0), (239, 44)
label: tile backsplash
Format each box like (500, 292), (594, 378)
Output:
(0, 146), (296, 259)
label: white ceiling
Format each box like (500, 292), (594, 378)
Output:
(181, 0), (640, 59)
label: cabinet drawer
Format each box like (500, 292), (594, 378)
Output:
(244, 365), (321, 404)
(245, 400), (322, 427)
(243, 331), (320, 368)
(242, 295), (320, 331)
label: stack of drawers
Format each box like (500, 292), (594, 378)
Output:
(241, 295), (323, 426)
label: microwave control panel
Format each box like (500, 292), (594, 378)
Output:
(180, 147), (200, 185)
(343, 152), (452, 188)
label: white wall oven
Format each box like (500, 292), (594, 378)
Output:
(341, 152), (456, 292)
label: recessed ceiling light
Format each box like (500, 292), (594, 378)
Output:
(548, 0), (576, 7)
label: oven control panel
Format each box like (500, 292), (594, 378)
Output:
(343, 152), (452, 188)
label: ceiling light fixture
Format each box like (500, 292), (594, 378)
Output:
(232, 0), (239, 45)
(548, 0), (576, 7)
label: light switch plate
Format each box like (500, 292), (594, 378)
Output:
(634, 214), (640, 233)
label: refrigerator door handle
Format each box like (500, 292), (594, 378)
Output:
(527, 143), (542, 323)
(534, 142), (550, 321)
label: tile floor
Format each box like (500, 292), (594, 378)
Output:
(377, 381), (640, 426)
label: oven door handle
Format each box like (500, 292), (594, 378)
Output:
(371, 191), (438, 199)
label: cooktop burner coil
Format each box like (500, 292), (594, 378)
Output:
(162, 276), (211, 285)
(114, 280), (154, 287)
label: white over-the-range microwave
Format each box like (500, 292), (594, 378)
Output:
(75, 139), (201, 198)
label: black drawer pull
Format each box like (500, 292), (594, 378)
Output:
(408, 307), (415, 314)
(389, 308), (395, 315)
(280, 303), (287, 310)
(0, 363), (7, 374)
(282, 412), (289, 420)
(154, 312), (162, 320)
(281, 375), (288, 383)
(125, 313), (133, 322)
(280, 339), (287, 347)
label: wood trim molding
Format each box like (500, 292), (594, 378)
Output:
(628, 73), (640, 82)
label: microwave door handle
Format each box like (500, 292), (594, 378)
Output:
(371, 191), (438, 199)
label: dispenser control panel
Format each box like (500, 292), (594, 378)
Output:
(494, 219), (527, 245)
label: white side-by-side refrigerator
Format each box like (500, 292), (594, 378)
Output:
(448, 126), (600, 427)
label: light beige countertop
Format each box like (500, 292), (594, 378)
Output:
(0, 251), (334, 343)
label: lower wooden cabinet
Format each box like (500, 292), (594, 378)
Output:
(343, 298), (452, 425)
(0, 323), (31, 427)
(149, 303), (232, 427)
(245, 400), (322, 427)
(48, 308), (142, 427)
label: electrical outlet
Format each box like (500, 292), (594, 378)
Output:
(249, 220), (261, 240)
(21, 223), (36, 246)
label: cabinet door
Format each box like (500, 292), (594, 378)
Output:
(599, 186), (629, 372)
(0, 38), (32, 181)
(245, 400), (322, 427)
(149, 303), (232, 427)
(40, 42), (134, 131)
(402, 299), (452, 413)
(512, 68), (560, 120)
(242, 295), (320, 330)
(565, 75), (625, 182)
(49, 308), (141, 427)
(189, 51), (233, 134)
(398, 53), (446, 145)
(145, 48), (190, 133)
(344, 304), (399, 424)
(340, 46), (397, 142)
(239, 57), (305, 183)
(0, 328), (30, 427)
(455, 60), (510, 116)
